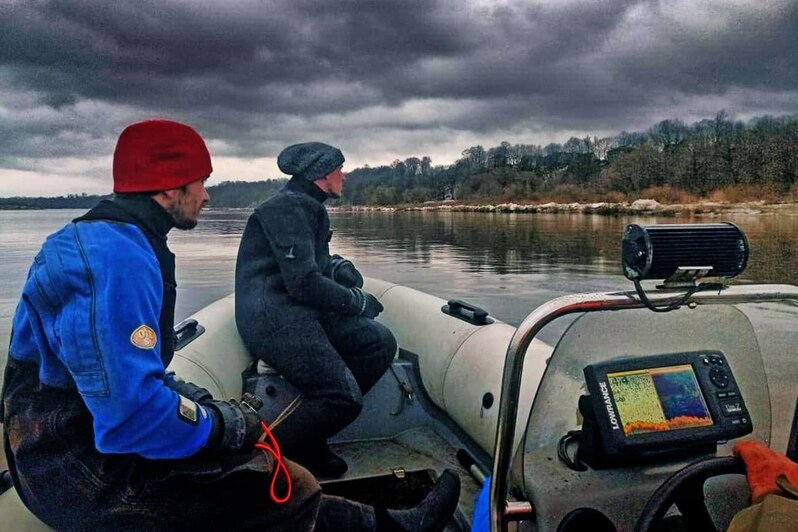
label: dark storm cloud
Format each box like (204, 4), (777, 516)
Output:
(1, 0), (797, 174)
(2, 0), (475, 112)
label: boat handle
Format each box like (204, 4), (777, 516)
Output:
(442, 299), (493, 325)
(174, 318), (206, 351)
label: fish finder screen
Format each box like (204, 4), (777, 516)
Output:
(606, 364), (713, 436)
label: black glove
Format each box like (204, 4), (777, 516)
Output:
(349, 287), (383, 319)
(326, 254), (364, 288)
(166, 375), (214, 403)
(202, 394), (263, 455)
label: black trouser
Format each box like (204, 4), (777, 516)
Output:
(2, 359), (380, 531)
(255, 314), (397, 454)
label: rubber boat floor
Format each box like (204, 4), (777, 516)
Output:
(323, 426), (481, 531)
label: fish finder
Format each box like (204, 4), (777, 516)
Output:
(577, 351), (751, 469)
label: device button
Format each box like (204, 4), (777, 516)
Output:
(721, 399), (746, 416)
(710, 368), (730, 388)
(726, 391), (738, 398)
(702, 357), (710, 365)
(717, 391), (729, 399)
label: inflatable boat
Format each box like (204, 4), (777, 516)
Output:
(3, 224), (798, 531)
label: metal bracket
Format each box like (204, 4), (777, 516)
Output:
(389, 365), (414, 416)
(658, 266), (713, 289)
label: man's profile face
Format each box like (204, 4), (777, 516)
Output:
(166, 177), (210, 229)
(319, 166), (346, 198)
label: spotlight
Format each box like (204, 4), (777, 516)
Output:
(622, 223), (749, 282)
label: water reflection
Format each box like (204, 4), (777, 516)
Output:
(1, 208), (796, 337)
(328, 211), (798, 285)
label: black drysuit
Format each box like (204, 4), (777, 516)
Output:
(235, 177), (396, 454)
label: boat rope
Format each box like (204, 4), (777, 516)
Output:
(268, 394), (304, 429)
(255, 420), (293, 504)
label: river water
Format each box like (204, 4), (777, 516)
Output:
(1, 208), (797, 449)
(4, 208), (797, 328)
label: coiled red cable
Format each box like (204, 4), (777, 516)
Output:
(254, 420), (293, 504)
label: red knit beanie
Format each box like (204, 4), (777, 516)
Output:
(113, 119), (213, 193)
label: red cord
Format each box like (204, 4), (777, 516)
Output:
(254, 420), (293, 504)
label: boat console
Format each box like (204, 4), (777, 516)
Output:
(489, 223), (798, 532)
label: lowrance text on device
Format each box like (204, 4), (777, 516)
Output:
(599, 381), (619, 430)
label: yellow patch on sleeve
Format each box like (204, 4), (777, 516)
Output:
(130, 324), (157, 349)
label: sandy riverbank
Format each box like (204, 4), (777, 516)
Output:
(329, 199), (798, 216)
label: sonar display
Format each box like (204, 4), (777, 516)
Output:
(607, 364), (713, 436)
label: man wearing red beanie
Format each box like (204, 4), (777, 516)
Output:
(2, 120), (460, 531)
(2, 119), (310, 529)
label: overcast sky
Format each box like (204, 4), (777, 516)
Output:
(1, 0), (796, 196)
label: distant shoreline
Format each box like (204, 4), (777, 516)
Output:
(327, 199), (798, 216)
(3, 199), (797, 216)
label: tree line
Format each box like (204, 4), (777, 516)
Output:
(343, 112), (798, 205)
(2, 112), (796, 209)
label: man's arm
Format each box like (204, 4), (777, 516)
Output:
(63, 222), (216, 459)
(324, 254), (364, 288)
(254, 198), (368, 315)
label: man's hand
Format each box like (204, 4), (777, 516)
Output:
(166, 375), (214, 403)
(326, 254), (364, 288)
(362, 292), (384, 319)
(202, 398), (262, 455)
(349, 288), (385, 320)
(348, 287), (384, 319)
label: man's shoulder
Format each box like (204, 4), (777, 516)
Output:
(68, 219), (156, 265)
(255, 188), (320, 213)
(37, 221), (158, 289)
(73, 218), (150, 243)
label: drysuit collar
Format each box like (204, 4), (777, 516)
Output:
(285, 176), (330, 204)
(109, 194), (176, 240)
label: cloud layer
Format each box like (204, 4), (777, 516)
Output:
(1, 0), (796, 195)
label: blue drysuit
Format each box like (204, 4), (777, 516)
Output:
(1, 196), (326, 530)
(7, 197), (212, 457)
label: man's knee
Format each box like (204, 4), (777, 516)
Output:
(334, 387), (364, 426)
(263, 461), (323, 531)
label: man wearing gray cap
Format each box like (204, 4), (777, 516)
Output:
(235, 142), (397, 479)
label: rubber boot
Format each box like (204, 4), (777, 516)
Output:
(376, 469), (461, 531)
